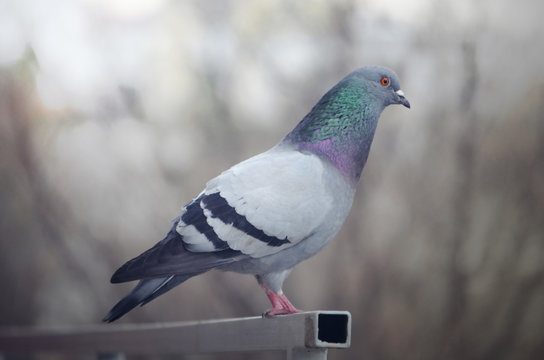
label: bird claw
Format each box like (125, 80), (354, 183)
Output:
(261, 290), (303, 317)
(262, 307), (303, 318)
(258, 276), (303, 317)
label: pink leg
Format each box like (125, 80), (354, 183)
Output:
(259, 281), (302, 316)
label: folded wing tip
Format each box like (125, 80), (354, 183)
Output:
(109, 263), (133, 283)
(110, 273), (123, 284)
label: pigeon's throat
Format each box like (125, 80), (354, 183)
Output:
(297, 128), (377, 182)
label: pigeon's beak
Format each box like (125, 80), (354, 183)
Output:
(395, 89), (411, 109)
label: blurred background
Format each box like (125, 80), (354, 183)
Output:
(1, 0), (543, 359)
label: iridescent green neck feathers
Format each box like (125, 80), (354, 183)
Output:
(284, 75), (383, 182)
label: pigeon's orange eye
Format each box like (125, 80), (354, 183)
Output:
(380, 77), (390, 86)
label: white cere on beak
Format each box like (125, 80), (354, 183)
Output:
(395, 89), (405, 97)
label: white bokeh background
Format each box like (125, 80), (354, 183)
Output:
(1, 1), (543, 359)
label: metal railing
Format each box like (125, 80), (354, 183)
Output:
(0, 311), (351, 359)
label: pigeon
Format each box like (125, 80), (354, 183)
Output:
(103, 66), (410, 322)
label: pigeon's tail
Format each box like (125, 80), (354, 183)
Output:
(104, 222), (244, 322)
(103, 273), (199, 322)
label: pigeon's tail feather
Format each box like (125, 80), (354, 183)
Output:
(139, 273), (200, 306)
(105, 222), (245, 322)
(103, 274), (197, 322)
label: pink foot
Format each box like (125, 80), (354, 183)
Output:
(260, 283), (303, 316)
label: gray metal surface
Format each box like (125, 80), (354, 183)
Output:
(0, 311), (350, 358)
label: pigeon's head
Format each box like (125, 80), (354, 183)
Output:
(351, 66), (410, 109)
(285, 65), (409, 181)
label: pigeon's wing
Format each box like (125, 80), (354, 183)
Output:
(177, 146), (334, 258)
(110, 226), (244, 283)
(111, 146), (333, 283)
